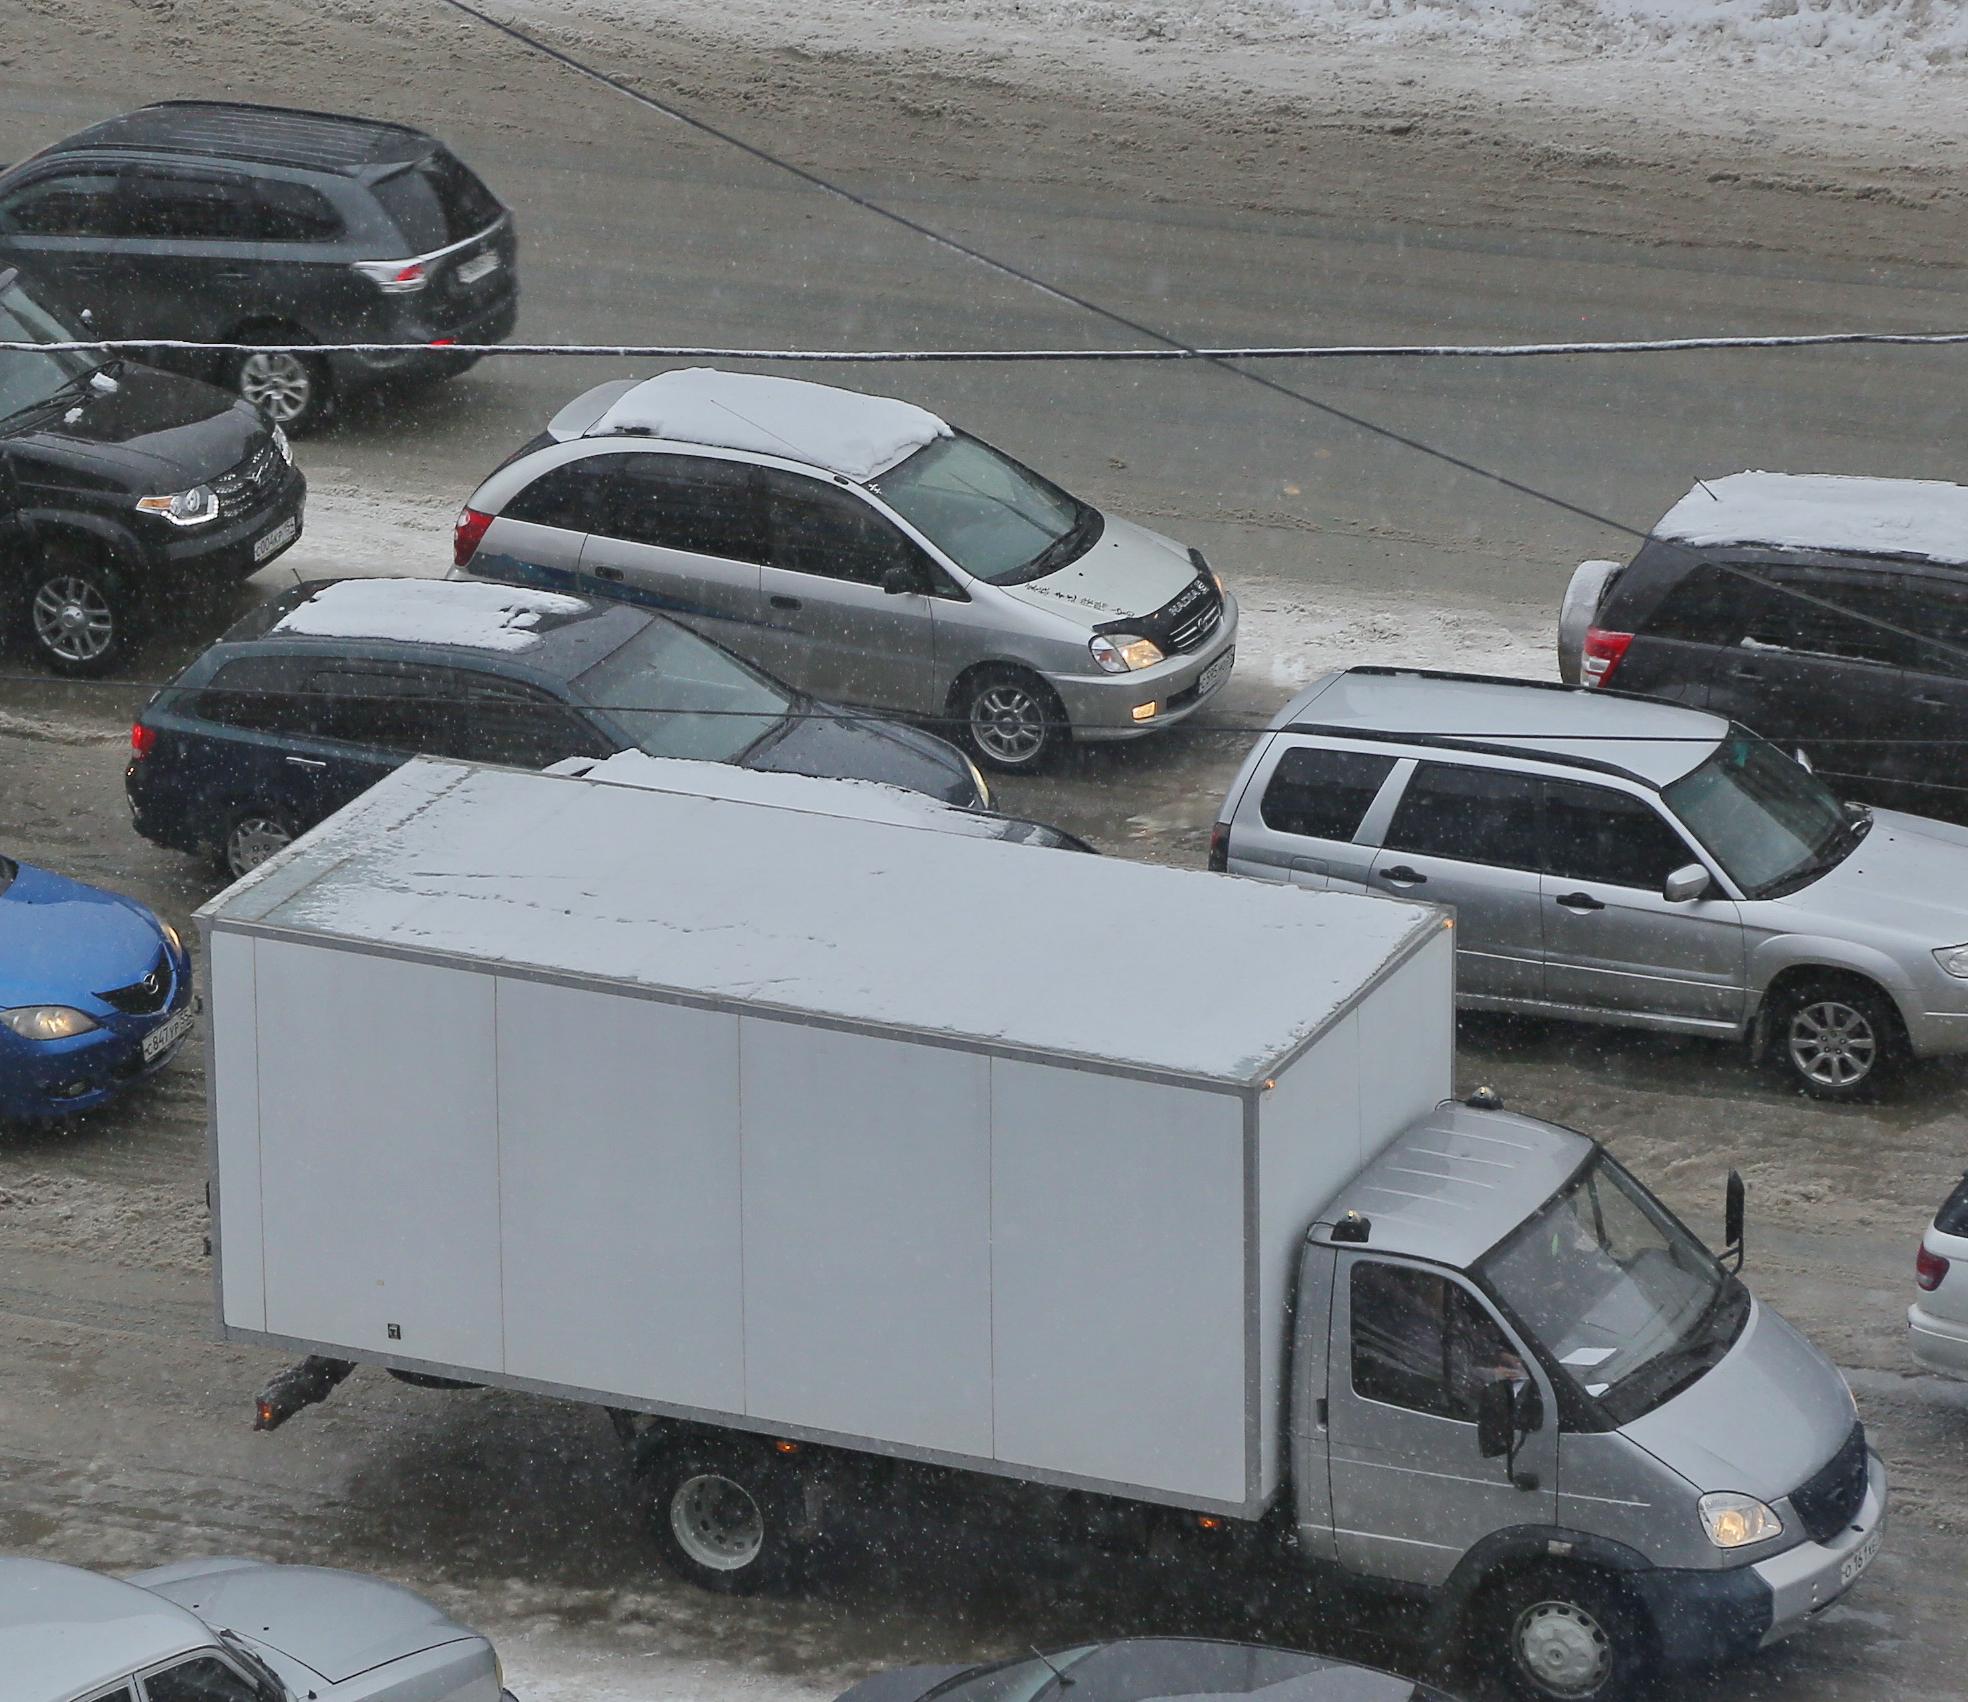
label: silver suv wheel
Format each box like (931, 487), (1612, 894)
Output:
(1787, 997), (1879, 1090)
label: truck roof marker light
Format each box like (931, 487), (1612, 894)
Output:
(773, 1438), (800, 1455)
(1196, 1514), (1224, 1531)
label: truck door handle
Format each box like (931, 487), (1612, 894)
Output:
(1379, 865), (1425, 887)
(1555, 891), (1605, 912)
(592, 565), (624, 582)
(285, 756), (327, 770)
(770, 594), (802, 611)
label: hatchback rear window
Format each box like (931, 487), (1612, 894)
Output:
(1937, 1175), (1968, 1238)
(1259, 746), (1396, 841)
(372, 150), (501, 250)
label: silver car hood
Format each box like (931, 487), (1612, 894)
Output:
(995, 513), (1199, 624)
(1769, 808), (1968, 939)
(134, 1560), (470, 1684)
(1619, 1296), (1856, 1503)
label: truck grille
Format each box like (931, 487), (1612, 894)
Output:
(214, 442), (283, 519)
(1789, 1421), (1869, 1543)
(98, 950), (172, 1016)
(1160, 576), (1224, 653)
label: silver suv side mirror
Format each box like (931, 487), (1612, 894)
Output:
(1663, 863), (1711, 904)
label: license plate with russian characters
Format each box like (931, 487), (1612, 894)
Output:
(1839, 1527), (1880, 1589)
(1199, 648), (1235, 697)
(254, 515), (298, 561)
(457, 252), (500, 284)
(142, 1005), (193, 1063)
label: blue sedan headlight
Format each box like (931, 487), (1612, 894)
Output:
(1, 1006), (100, 1041)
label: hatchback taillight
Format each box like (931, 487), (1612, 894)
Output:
(1581, 626), (1634, 688)
(1918, 1245), (1950, 1292)
(1208, 821), (1231, 873)
(129, 722), (158, 759)
(453, 507), (494, 569)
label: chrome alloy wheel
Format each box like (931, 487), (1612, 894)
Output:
(669, 1472), (765, 1572)
(970, 680), (1048, 767)
(31, 575), (115, 665)
(1514, 1598), (1613, 1699)
(1787, 998), (1879, 1090)
(226, 814), (294, 878)
(238, 350), (314, 424)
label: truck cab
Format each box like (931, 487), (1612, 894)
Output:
(1292, 1100), (1884, 1701)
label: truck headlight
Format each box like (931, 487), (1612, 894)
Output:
(1, 1006), (101, 1041)
(1934, 944), (1968, 979)
(135, 484), (220, 526)
(1089, 634), (1164, 674)
(1699, 1491), (1783, 1549)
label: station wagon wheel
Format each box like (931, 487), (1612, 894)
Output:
(959, 666), (1063, 772)
(224, 807), (299, 879)
(646, 1447), (811, 1595)
(1772, 978), (1899, 1101)
(230, 329), (332, 435)
(22, 547), (131, 678)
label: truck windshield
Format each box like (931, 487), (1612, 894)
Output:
(870, 432), (1101, 585)
(1475, 1152), (1748, 1425)
(1663, 729), (1861, 899)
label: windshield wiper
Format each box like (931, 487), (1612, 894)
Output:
(217, 1629), (290, 1701)
(1014, 504), (1100, 582)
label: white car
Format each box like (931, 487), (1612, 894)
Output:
(1910, 1176), (1968, 1375)
(6, 1555), (513, 1702)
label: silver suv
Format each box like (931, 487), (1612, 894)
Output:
(1212, 667), (1968, 1098)
(451, 368), (1239, 771)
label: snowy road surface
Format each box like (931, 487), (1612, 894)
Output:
(6, 0), (1968, 1697)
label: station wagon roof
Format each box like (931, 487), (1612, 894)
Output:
(584, 368), (952, 481)
(1655, 471), (1968, 568)
(1, 1558), (209, 1702)
(1280, 668), (1727, 788)
(51, 101), (430, 175)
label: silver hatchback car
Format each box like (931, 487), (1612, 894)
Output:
(1213, 667), (1968, 1098)
(451, 368), (1239, 770)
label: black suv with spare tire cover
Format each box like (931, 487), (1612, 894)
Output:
(0, 100), (518, 435)
(0, 266), (304, 676)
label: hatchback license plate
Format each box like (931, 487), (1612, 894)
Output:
(142, 1005), (193, 1063)
(254, 515), (298, 562)
(1839, 1528), (1880, 1590)
(1198, 648), (1235, 698)
(457, 252), (500, 284)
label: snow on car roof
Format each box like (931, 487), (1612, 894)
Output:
(2, 1558), (207, 1702)
(1655, 472), (1968, 566)
(588, 367), (951, 481)
(267, 578), (592, 652)
(205, 759), (1443, 1086)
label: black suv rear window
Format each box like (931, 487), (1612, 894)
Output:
(372, 150), (501, 250)
(1260, 746), (1396, 841)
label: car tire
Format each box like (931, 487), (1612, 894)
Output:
(1767, 975), (1902, 1102)
(645, 1445), (813, 1595)
(1486, 1564), (1649, 1702)
(20, 543), (133, 678)
(222, 806), (301, 880)
(230, 333), (333, 435)
(956, 666), (1065, 773)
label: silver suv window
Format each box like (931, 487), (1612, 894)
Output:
(1542, 780), (1695, 889)
(1382, 762), (1540, 871)
(1259, 747), (1396, 840)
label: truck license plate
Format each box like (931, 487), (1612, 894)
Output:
(1199, 648), (1234, 697)
(254, 515), (298, 562)
(1839, 1528), (1880, 1589)
(456, 252), (500, 285)
(142, 1005), (193, 1063)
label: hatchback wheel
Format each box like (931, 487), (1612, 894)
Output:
(232, 342), (332, 435)
(959, 667), (1064, 772)
(1770, 977), (1900, 1101)
(24, 550), (130, 677)
(224, 808), (299, 879)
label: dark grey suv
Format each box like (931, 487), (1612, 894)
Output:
(0, 101), (518, 433)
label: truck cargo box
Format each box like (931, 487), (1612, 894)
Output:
(201, 759), (1453, 1516)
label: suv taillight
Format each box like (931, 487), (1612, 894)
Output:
(1581, 626), (1634, 688)
(353, 259), (429, 294)
(129, 722), (158, 760)
(1918, 1245), (1950, 1292)
(453, 507), (494, 569)
(1207, 821), (1230, 873)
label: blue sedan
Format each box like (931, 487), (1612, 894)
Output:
(0, 854), (195, 1121)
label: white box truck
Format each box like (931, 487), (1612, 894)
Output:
(204, 759), (1882, 1702)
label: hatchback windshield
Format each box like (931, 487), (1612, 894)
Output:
(578, 617), (793, 763)
(1663, 729), (1860, 899)
(0, 272), (91, 420)
(1476, 1152), (1746, 1425)
(871, 432), (1098, 585)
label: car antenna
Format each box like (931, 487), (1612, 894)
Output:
(1696, 478), (1719, 501)
(1030, 1648), (1076, 1688)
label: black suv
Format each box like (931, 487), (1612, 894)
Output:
(1, 266), (304, 675)
(1560, 472), (1968, 823)
(0, 101), (518, 434)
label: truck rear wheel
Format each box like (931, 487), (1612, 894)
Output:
(646, 1446), (811, 1595)
(1487, 1564), (1649, 1702)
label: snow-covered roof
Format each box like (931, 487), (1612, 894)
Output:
(204, 759), (1443, 1086)
(588, 368), (951, 481)
(1656, 472), (1968, 566)
(267, 578), (591, 652)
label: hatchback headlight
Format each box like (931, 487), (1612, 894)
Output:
(135, 485), (220, 527)
(1935, 944), (1968, 979)
(1698, 1491), (1783, 1549)
(0, 1006), (100, 1041)
(1089, 633), (1165, 674)
(160, 920), (185, 958)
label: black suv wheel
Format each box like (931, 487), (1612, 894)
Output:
(23, 543), (130, 677)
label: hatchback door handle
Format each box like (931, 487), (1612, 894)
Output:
(285, 755), (327, 770)
(1555, 891), (1605, 912)
(592, 565), (624, 582)
(770, 594), (802, 611)
(1915, 694), (1949, 707)
(1380, 865), (1426, 887)
(1728, 665), (1762, 680)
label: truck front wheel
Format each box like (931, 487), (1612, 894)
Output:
(647, 1446), (811, 1594)
(1487, 1564), (1650, 1702)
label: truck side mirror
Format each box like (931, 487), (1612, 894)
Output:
(1663, 863), (1710, 903)
(1477, 1380), (1514, 1458)
(1723, 1169), (1746, 1271)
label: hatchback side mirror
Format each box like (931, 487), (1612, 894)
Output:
(1663, 863), (1711, 904)
(879, 564), (921, 596)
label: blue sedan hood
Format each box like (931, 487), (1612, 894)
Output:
(0, 861), (165, 1007)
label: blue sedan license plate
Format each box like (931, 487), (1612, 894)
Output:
(142, 1005), (193, 1063)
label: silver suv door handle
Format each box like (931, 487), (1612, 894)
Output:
(1555, 891), (1605, 912)
(592, 564), (624, 582)
(285, 756), (327, 769)
(1379, 865), (1426, 887)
